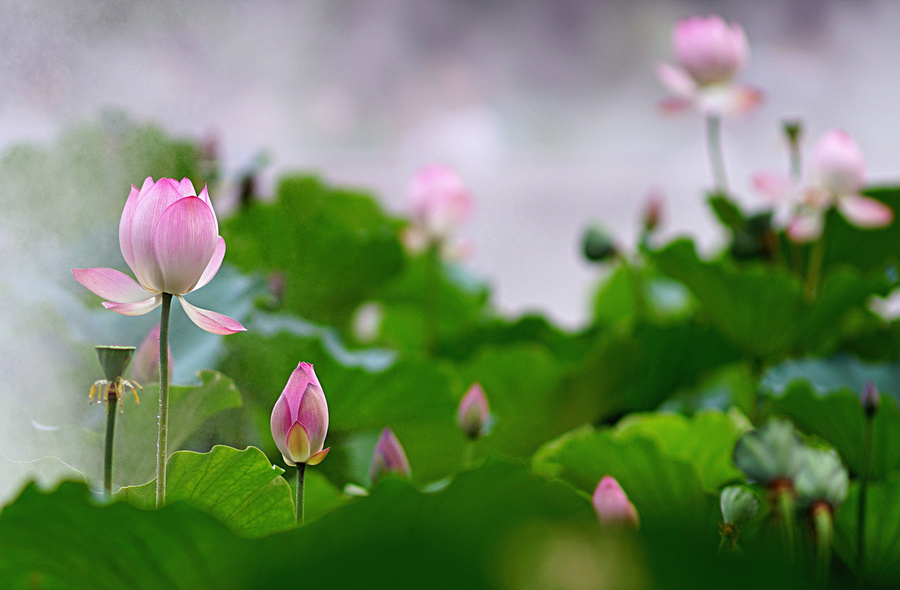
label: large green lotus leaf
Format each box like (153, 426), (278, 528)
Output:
(591, 262), (694, 327)
(834, 473), (900, 587)
(660, 361), (758, 418)
(764, 380), (900, 480)
(821, 187), (900, 274)
(653, 239), (885, 359)
(762, 355), (900, 397)
(0, 481), (256, 590)
(562, 320), (743, 422)
(533, 424), (721, 539)
(118, 445), (298, 537)
(220, 175), (405, 330)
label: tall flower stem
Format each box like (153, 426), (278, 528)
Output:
(858, 413), (875, 582)
(424, 240), (441, 355)
(805, 237), (826, 299)
(774, 484), (796, 560)
(813, 503), (834, 588)
(705, 115), (728, 194)
(296, 463), (307, 525)
(103, 393), (118, 499)
(155, 292), (173, 509)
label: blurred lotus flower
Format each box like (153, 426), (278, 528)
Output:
(457, 382), (492, 440)
(753, 130), (893, 242)
(657, 14), (762, 116)
(794, 448), (849, 511)
(720, 486), (760, 527)
(270, 362), (330, 467)
(592, 476), (639, 528)
(130, 324), (172, 384)
(369, 427), (410, 483)
(72, 177), (246, 335)
(733, 419), (806, 486)
(404, 165), (473, 257)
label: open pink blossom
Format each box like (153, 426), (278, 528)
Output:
(657, 15), (762, 116)
(369, 427), (410, 483)
(592, 476), (640, 528)
(752, 130), (892, 242)
(457, 382), (492, 440)
(270, 362), (330, 467)
(73, 177), (245, 335)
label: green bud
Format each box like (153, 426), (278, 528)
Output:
(582, 225), (618, 263)
(720, 485), (760, 527)
(733, 419), (806, 485)
(794, 448), (849, 511)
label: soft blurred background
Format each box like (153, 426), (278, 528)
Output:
(2, 0), (899, 500)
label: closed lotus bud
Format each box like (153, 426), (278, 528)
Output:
(369, 428), (410, 483)
(720, 485), (760, 527)
(408, 164), (473, 241)
(733, 419), (806, 486)
(862, 380), (880, 419)
(642, 193), (664, 234)
(673, 15), (748, 85)
(130, 324), (173, 384)
(270, 362), (330, 467)
(794, 448), (849, 511)
(592, 476), (639, 528)
(457, 383), (492, 440)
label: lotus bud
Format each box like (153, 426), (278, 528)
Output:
(733, 419), (806, 487)
(408, 164), (473, 242)
(642, 192), (664, 234)
(720, 486), (760, 528)
(862, 380), (880, 419)
(794, 448), (849, 511)
(270, 362), (330, 467)
(582, 225), (618, 263)
(592, 476), (639, 528)
(457, 383), (492, 440)
(369, 428), (410, 483)
(782, 119), (803, 149)
(673, 15), (748, 85)
(130, 325), (173, 384)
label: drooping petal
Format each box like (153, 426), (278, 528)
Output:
(152, 197), (218, 294)
(72, 268), (152, 302)
(129, 178), (186, 291)
(787, 212), (823, 243)
(838, 194), (894, 228)
(190, 236), (226, 293)
(177, 296), (246, 335)
(285, 421), (312, 465)
(656, 63), (696, 98)
(658, 96), (692, 115)
(102, 295), (163, 316)
(752, 172), (794, 204)
(728, 85), (764, 116)
(307, 447), (330, 466)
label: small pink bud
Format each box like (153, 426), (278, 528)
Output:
(130, 324), (173, 384)
(862, 380), (880, 419)
(592, 476), (639, 528)
(457, 383), (492, 440)
(369, 428), (410, 483)
(408, 165), (473, 241)
(270, 362), (330, 467)
(642, 192), (664, 234)
(809, 129), (866, 197)
(673, 15), (748, 85)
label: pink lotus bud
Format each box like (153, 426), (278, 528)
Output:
(73, 177), (245, 335)
(673, 15), (748, 85)
(369, 428), (410, 483)
(809, 129), (866, 197)
(130, 324), (173, 384)
(408, 165), (473, 241)
(592, 476), (639, 528)
(270, 362), (330, 467)
(642, 192), (664, 233)
(457, 383), (492, 440)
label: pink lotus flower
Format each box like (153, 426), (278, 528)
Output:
(130, 324), (173, 384)
(592, 476), (640, 528)
(753, 130), (893, 242)
(369, 427), (410, 483)
(73, 177), (245, 335)
(657, 15), (762, 116)
(270, 362), (330, 467)
(403, 165), (474, 257)
(457, 382), (492, 439)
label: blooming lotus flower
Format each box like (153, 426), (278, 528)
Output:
(130, 324), (173, 384)
(369, 427), (410, 483)
(270, 362), (330, 467)
(753, 130), (893, 242)
(592, 476), (639, 528)
(403, 165), (474, 257)
(72, 177), (245, 335)
(457, 382), (492, 440)
(657, 15), (762, 116)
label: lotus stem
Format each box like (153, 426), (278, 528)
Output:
(103, 392), (118, 499)
(705, 115), (728, 194)
(858, 413), (874, 583)
(424, 240), (441, 355)
(813, 503), (834, 588)
(806, 238), (826, 299)
(155, 292), (173, 509)
(296, 463), (307, 525)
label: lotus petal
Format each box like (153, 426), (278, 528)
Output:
(177, 296), (246, 335)
(102, 295), (163, 316)
(838, 194), (893, 228)
(72, 268), (151, 303)
(152, 197), (218, 295)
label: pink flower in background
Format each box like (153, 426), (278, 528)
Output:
(403, 165), (474, 258)
(753, 129), (893, 241)
(657, 15), (762, 116)
(457, 382), (492, 440)
(369, 427), (410, 483)
(130, 324), (173, 384)
(592, 476), (640, 528)
(73, 177), (246, 335)
(270, 362), (330, 467)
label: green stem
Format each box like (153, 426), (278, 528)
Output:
(806, 237), (826, 299)
(777, 488), (796, 559)
(463, 440), (476, 468)
(858, 415), (874, 583)
(705, 115), (728, 194)
(424, 241), (441, 355)
(155, 292), (173, 509)
(623, 257), (646, 322)
(296, 463), (307, 525)
(103, 392), (118, 499)
(813, 504), (834, 588)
